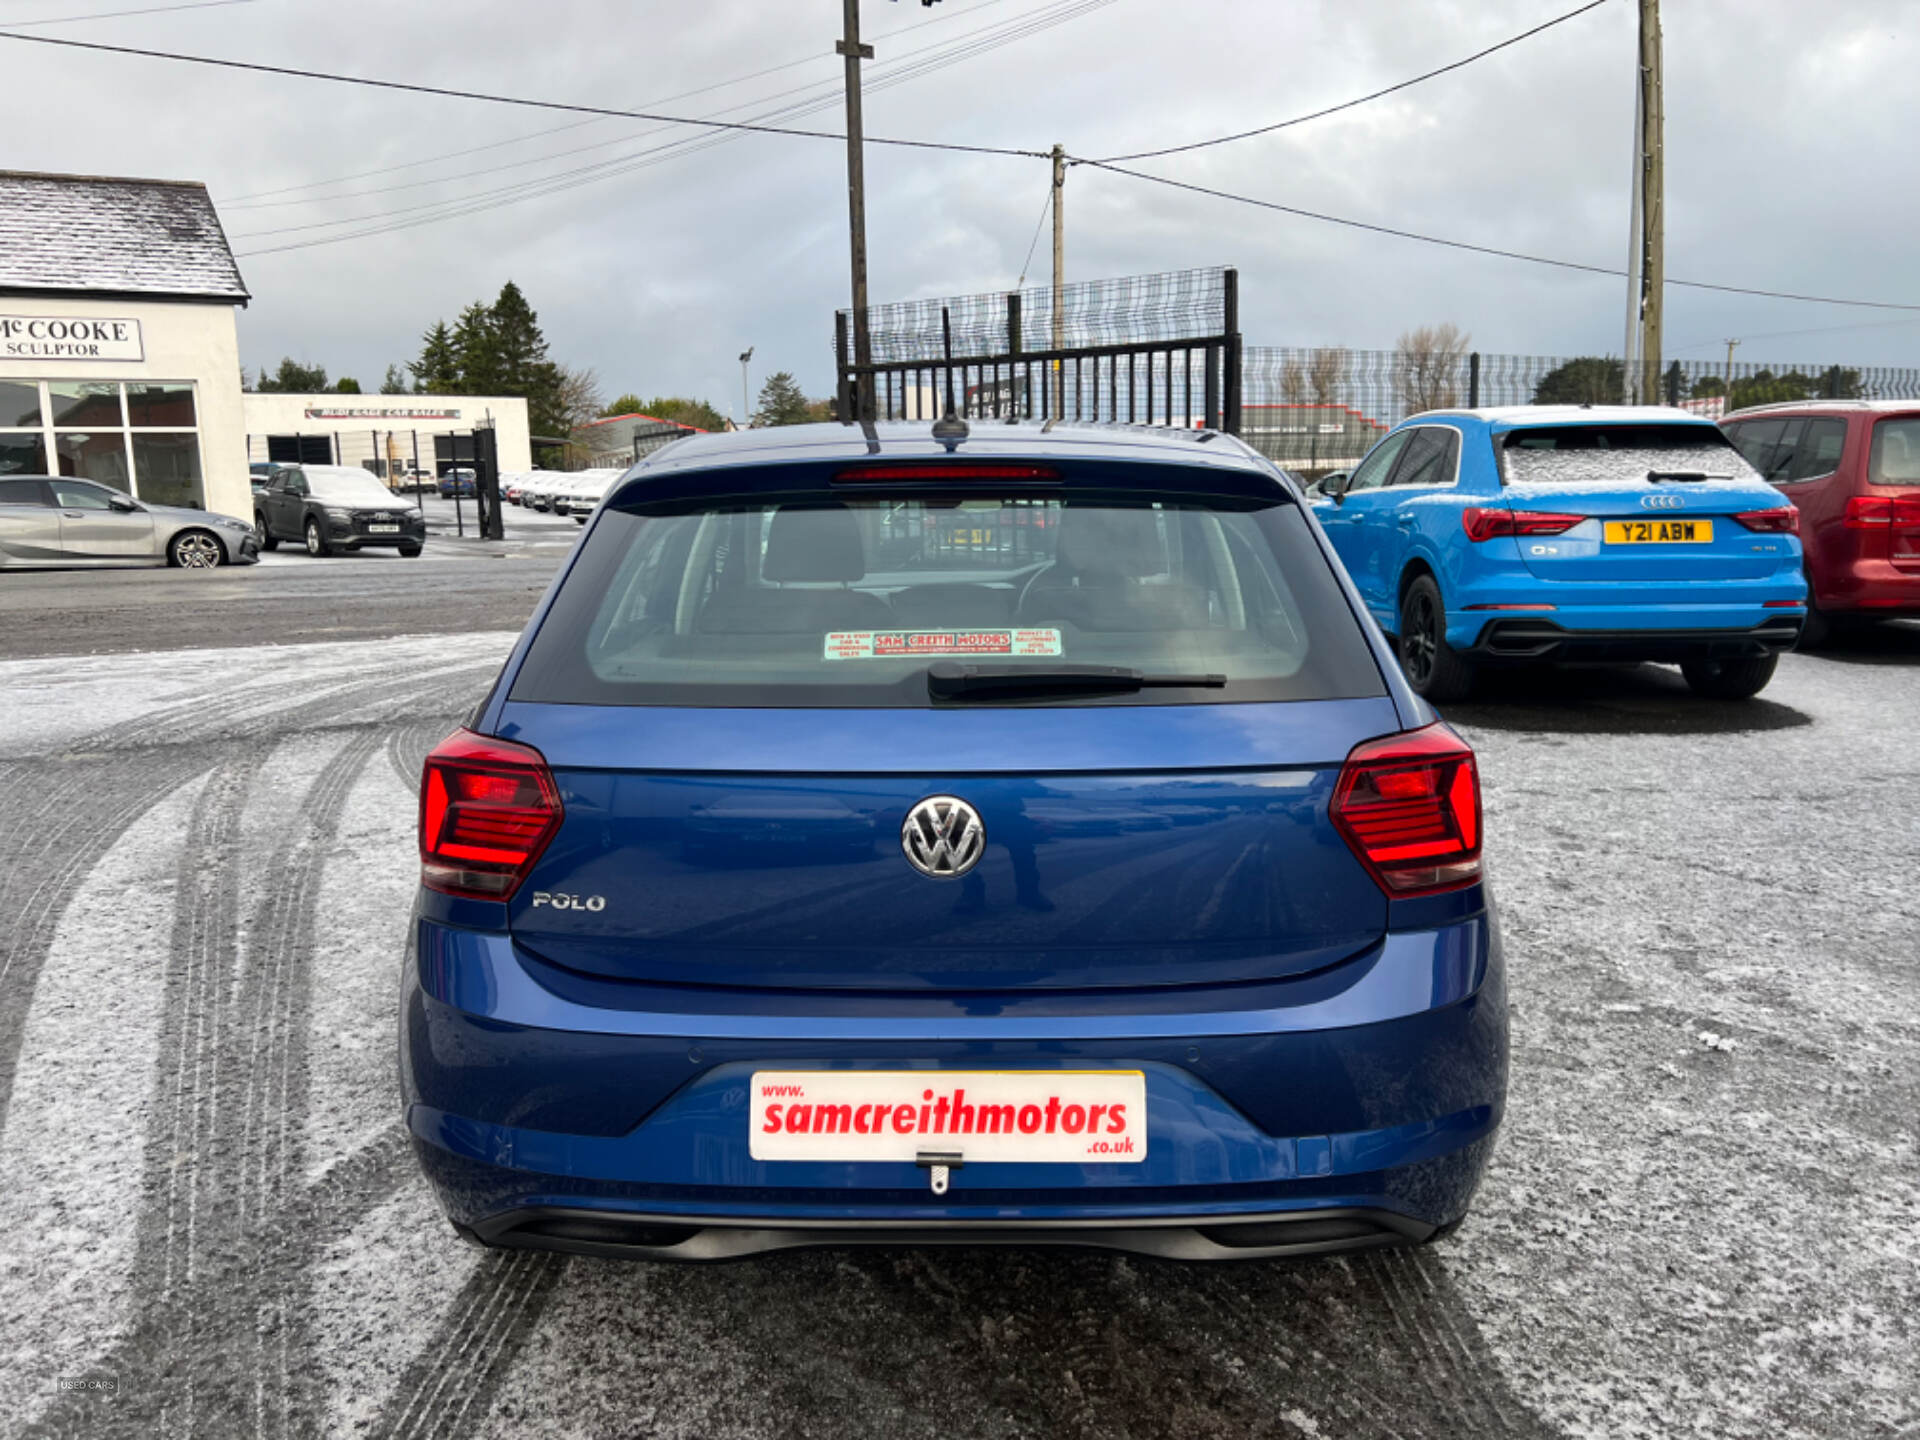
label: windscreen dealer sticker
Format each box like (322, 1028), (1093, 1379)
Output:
(823, 628), (1063, 660)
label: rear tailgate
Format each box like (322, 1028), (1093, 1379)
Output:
(485, 449), (1413, 995)
(502, 700), (1400, 991)
(1495, 422), (1793, 582)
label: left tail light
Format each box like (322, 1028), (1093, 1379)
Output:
(1331, 723), (1483, 896)
(419, 729), (563, 900)
(1734, 507), (1799, 534)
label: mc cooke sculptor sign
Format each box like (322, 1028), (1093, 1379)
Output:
(0, 315), (144, 361)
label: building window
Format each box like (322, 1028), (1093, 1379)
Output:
(0, 430), (48, 476)
(1, 379), (41, 428)
(1, 380), (205, 507)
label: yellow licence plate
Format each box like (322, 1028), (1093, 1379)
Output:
(1604, 519), (1713, 544)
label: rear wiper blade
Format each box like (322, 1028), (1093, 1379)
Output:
(926, 660), (1226, 699)
(1646, 469), (1734, 483)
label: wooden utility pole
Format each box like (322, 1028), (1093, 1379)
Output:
(1724, 337), (1740, 411)
(1623, 0), (1664, 404)
(1050, 143), (1066, 420)
(839, 0), (875, 423)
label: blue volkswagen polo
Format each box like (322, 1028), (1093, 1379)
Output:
(401, 420), (1506, 1261)
(1311, 406), (1806, 700)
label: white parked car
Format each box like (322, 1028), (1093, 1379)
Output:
(551, 468), (625, 520)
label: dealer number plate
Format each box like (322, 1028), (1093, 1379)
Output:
(748, 1070), (1146, 1163)
(367, 523), (401, 534)
(1604, 519), (1712, 544)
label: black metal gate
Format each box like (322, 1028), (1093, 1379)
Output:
(835, 266), (1242, 434)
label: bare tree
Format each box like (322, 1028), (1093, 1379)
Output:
(1394, 324), (1470, 413)
(1280, 357), (1309, 406)
(1309, 347), (1348, 408)
(553, 364), (605, 437)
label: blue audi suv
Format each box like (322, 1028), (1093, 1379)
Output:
(1311, 406), (1806, 700)
(401, 420), (1506, 1261)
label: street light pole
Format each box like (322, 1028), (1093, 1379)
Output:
(839, 0), (875, 424)
(739, 346), (754, 429)
(1723, 338), (1739, 413)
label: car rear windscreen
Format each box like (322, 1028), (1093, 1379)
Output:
(1868, 417), (1920, 485)
(508, 492), (1385, 707)
(1500, 424), (1758, 485)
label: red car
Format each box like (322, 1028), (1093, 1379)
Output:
(1721, 401), (1920, 644)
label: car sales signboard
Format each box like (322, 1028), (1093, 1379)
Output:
(0, 315), (143, 361)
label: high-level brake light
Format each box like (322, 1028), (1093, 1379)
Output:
(420, 730), (563, 900)
(833, 463), (1059, 483)
(1462, 507), (1584, 542)
(1331, 724), (1483, 897)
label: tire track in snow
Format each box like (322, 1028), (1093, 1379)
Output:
(0, 657), (497, 1144)
(23, 734), (380, 1440)
(0, 774), (207, 1435)
(363, 1251), (568, 1440)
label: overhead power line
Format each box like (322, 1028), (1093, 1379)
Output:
(1091, 0), (1614, 163)
(0, 0), (253, 28)
(0, 27), (1049, 162)
(224, 0), (1115, 256)
(225, 0), (1103, 215)
(221, 0), (1031, 206)
(1073, 158), (1920, 312)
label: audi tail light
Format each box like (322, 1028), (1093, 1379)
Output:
(1462, 507), (1584, 542)
(1331, 724), (1483, 896)
(420, 730), (563, 899)
(1734, 507), (1799, 534)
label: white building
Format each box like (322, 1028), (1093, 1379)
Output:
(242, 392), (532, 477)
(0, 169), (252, 520)
(0, 169), (538, 522)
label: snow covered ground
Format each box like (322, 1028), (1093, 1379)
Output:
(0, 630), (1913, 1439)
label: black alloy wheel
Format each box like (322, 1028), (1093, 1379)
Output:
(1397, 575), (1477, 703)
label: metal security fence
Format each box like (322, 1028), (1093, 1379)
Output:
(1241, 347), (1920, 474)
(834, 266), (1241, 430)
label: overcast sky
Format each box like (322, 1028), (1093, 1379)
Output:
(7, 0), (1917, 417)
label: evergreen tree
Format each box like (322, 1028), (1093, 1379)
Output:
(642, 395), (728, 431)
(487, 282), (548, 394)
(451, 303), (500, 394)
(334, 376), (362, 394)
(410, 321), (460, 393)
(255, 357), (329, 393)
(1531, 356), (1623, 406)
(753, 371), (813, 427)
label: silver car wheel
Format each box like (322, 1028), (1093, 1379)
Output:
(306, 520), (324, 556)
(172, 531), (223, 569)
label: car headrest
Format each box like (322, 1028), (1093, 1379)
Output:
(1884, 429), (1920, 480)
(763, 502), (867, 583)
(1054, 506), (1166, 580)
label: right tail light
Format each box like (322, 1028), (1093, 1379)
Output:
(420, 729), (563, 900)
(1332, 724), (1483, 896)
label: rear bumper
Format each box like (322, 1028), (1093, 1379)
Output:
(1464, 617), (1802, 662)
(400, 903), (1508, 1255)
(454, 1200), (1446, 1263)
(1813, 555), (1920, 616)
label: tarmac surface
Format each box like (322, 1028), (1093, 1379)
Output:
(0, 529), (1913, 1439)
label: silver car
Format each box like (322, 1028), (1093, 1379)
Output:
(0, 475), (259, 569)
